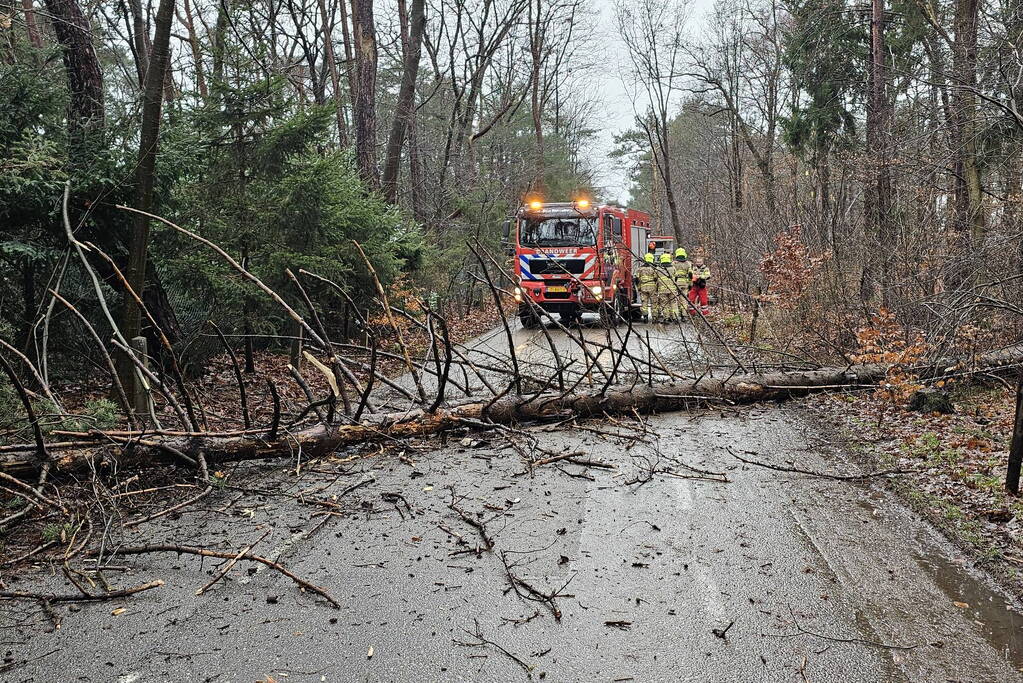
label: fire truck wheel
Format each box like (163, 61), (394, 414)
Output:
(599, 296), (622, 328)
(519, 310), (539, 329)
(559, 309), (581, 326)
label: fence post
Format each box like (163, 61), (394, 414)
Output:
(289, 319), (303, 370)
(129, 336), (149, 415)
(1006, 376), (1023, 494)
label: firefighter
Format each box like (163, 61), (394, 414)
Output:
(688, 256), (712, 315)
(656, 252), (679, 322)
(636, 252), (658, 322)
(673, 248), (692, 313)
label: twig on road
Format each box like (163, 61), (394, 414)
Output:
(0, 579), (165, 604)
(94, 544), (340, 608)
(499, 551), (574, 621)
(454, 619), (534, 674)
(727, 447), (918, 481)
(765, 606), (918, 651)
(195, 528), (272, 596)
(448, 487), (494, 551)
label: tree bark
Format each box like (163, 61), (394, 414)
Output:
(528, 0), (545, 191)
(178, 0), (207, 98)
(352, 0), (379, 188)
(318, 0), (349, 146)
(126, 0), (151, 87)
(211, 0), (230, 86)
(950, 0), (984, 250)
(21, 0), (44, 49)
(863, 0), (893, 305)
(44, 0), (104, 141)
(380, 0), (425, 202)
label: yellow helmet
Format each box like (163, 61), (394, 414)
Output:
(675, 248), (687, 259)
(659, 253), (672, 264)
(643, 252), (655, 263)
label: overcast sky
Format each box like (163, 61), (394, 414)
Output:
(590, 0), (717, 203)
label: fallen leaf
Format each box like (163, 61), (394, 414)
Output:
(111, 607), (126, 616)
(423, 485), (433, 492)
(367, 646), (374, 659)
(953, 601), (970, 609)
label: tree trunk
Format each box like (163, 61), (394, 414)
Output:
(178, 0), (207, 98)
(528, 0), (545, 191)
(44, 0), (104, 142)
(863, 0), (892, 305)
(380, 0), (425, 202)
(950, 0), (984, 251)
(126, 0), (150, 87)
(119, 0), (176, 395)
(318, 0), (349, 146)
(211, 0), (230, 87)
(352, 0), (378, 188)
(21, 0), (44, 49)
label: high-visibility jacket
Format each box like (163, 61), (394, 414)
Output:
(637, 263), (657, 292)
(673, 259), (692, 287)
(656, 265), (677, 294)
(691, 265), (711, 287)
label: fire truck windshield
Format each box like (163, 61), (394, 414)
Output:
(520, 217), (597, 247)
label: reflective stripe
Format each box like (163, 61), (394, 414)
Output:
(519, 255), (538, 280)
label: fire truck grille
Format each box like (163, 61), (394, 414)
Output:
(527, 258), (586, 275)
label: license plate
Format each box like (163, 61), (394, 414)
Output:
(546, 286), (567, 293)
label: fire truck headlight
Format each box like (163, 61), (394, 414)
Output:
(513, 287), (523, 302)
(591, 285), (603, 300)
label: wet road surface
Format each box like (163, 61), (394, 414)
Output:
(382, 314), (701, 406)
(5, 322), (1023, 682)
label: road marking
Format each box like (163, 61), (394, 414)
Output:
(676, 480), (693, 511)
(692, 558), (729, 624)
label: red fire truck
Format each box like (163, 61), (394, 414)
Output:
(502, 199), (656, 327)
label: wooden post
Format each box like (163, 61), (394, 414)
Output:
(749, 286), (761, 344)
(130, 336), (149, 415)
(1006, 376), (1023, 494)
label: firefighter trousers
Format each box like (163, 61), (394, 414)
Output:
(657, 293), (680, 322)
(688, 285), (709, 314)
(640, 291), (656, 321)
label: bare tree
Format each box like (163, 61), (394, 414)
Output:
(680, 0), (787, 222)
(381, 0), (426, 202)
(615, 0), (691, 240)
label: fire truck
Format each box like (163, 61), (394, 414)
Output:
(502, 199), (659, 328)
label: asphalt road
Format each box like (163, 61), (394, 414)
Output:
(5, 321), (1023, 682)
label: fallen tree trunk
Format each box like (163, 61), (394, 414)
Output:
(3, 344), (1022, 476)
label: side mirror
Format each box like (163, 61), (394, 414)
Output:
(501, 219), (514, 255)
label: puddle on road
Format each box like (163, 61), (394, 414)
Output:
(915, 548), (1023, 671)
